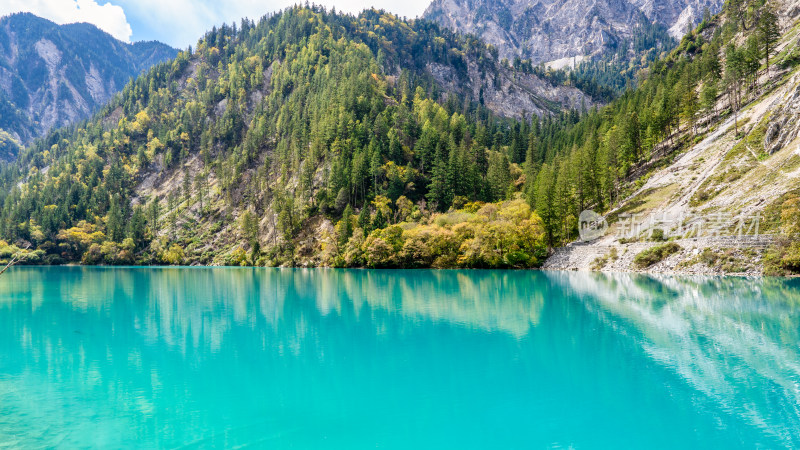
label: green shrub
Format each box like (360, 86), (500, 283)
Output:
(764, 240), (800, 276)
(689, 248), (750, 273)
(633, 243), (682, 269)
(650, 229), (666, 242)
(591, 247), (618, 271)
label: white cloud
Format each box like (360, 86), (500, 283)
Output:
(3, 0), (432, 48)
(115, 0), (212, 47)
(116, 0), (429, 48)
(0, 0), (133, 42)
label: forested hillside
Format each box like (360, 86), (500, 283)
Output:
(0, 13), (177, 145)
(0, 7), (555, 268)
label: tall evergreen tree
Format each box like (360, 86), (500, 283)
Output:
(758, 4), (781, 70)
(427, 143), (452, 211)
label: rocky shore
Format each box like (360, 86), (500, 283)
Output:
(543, 236), (774, 276)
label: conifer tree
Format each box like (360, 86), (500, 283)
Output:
(701, 81), (718, 120)
(148, 200), (161, 235)
(337, 204), (354, 247)
(358, 206), (371, 233)
(534, 164), (557, 247)
(372, 207), (387, 230)
(427, 144), (451, 211)
(107, 196), (125, 243)
(758, 4), (780, 70)
(486, 152), (511, 202)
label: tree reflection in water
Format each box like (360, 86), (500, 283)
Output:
(0, 267), (798, 447)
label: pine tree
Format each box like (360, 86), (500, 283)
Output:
(553, 160), (573, 245)
(337, 204), (354, 247)
(148, 199), (161, 235)
(357, 205), (371, 233)
(758, 4), (781, 71)
(167, 193), (178, 239)
(701, 81), (718, 120)
(486, 151), (511, 202)
(682, 83), (700, 136)
(194, 173), (206, 211)
(523, 139), (539, 204)
(623, 112), (641, 162)
(725, 44), (746, 134)
(426, 143), (451, 211)
(107, 195), (125, 242)
(370, 145), (383, 195)
(182, 170), (192, 206)
(534, 164), (557, 247)
(702, 6), (712, 24)
(728, 0), (747, 31)
(127, 206), (147, 249)
(240, 210), (259, 248)
(702, 47), (722, 81)
(372, 207), (387, 230)
(744, 35), (761, 87)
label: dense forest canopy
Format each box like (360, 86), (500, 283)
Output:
(0, 6), (553, 267)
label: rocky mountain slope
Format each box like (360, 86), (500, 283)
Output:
(424, 0), (724, 64)
(423, 53), (592, 118)
(544, 0), (800, 276)
(0, 13), (177, 147)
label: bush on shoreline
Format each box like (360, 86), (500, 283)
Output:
(328, 197), (548, 269)
(633, 242), (682, 269)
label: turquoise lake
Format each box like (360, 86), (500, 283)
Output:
(1, 267), (799, 448)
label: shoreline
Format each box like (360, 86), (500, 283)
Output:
(4, 262), (797, 279)
(543, 236), (777, 277)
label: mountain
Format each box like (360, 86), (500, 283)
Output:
(0, 13), (178, 147)
(2, 0), (797, 276)
(0, 7), (562, 268)
(424, 0), (724, 64)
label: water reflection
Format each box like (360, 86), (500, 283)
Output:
(549, 272), (800, 446)
(0, 267), (547, 340)
(0, 268), (548, 447)
(0, 268), (799, 447)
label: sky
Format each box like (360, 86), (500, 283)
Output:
(0, 0), (432, 48)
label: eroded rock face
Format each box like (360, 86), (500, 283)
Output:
(424, 0), (724, 63)
(765, 82), (800, 155)
(632, 0), (724, 38)
(423, 59), (592, 119)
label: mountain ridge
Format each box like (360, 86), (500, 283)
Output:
(0, 12), (178, 148)
(424, 0), (724, 64)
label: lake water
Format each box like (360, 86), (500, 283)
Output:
(0, 268), (799, 448)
